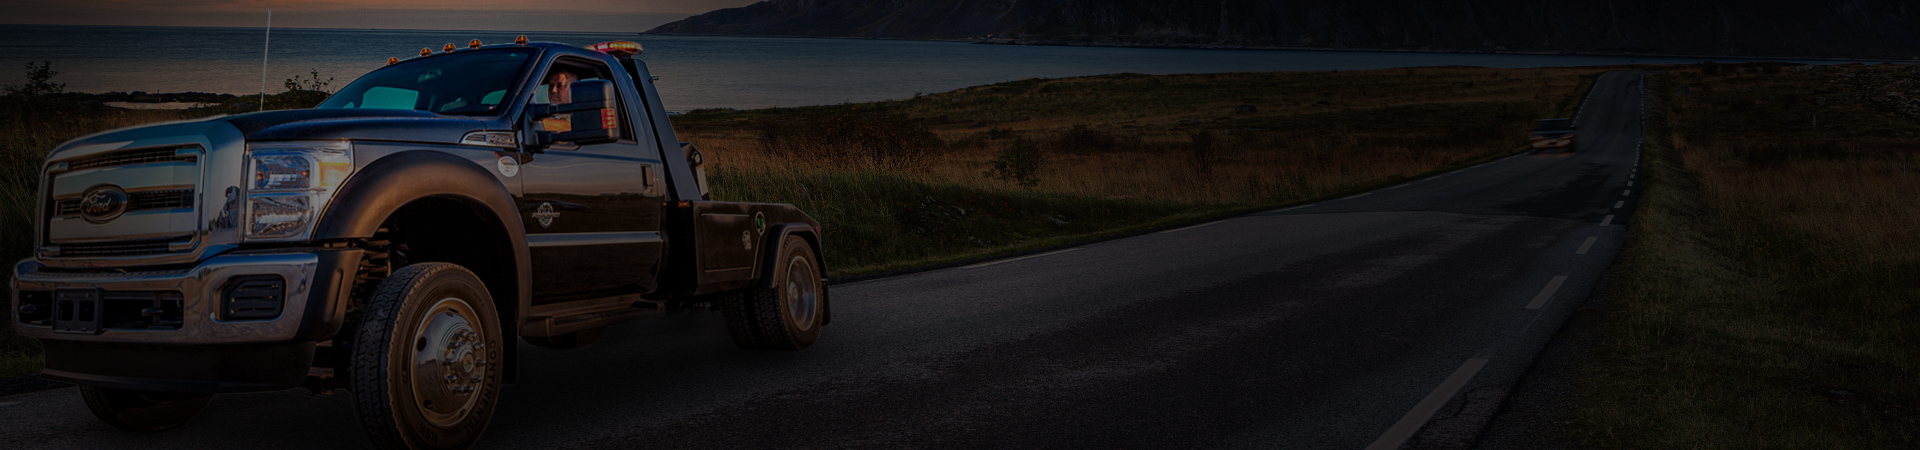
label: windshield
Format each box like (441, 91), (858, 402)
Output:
(318, 49), (533, 116)
(1533, 119), (1573, 131)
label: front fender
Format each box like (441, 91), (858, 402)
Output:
(310, 150), (533, 379)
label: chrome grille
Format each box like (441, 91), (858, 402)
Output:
(54, 236), (187, 257)
(65, 147), (197, 171)
(55, 189), (193, 216)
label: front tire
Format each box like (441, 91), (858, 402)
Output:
(78, 385), (211, 432)
(349, 263), (503, 450)
(720, 236), (824, 351)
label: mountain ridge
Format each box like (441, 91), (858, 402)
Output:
(643, 0), (1920, 60)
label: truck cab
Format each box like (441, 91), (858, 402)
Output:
(12, 39), (826, 448)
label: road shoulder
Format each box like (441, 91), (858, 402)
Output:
(1467, 270), (1614, 450)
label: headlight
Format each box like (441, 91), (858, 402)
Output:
(244, 141), (353, 241)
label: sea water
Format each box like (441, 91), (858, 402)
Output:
(0, 24), (1847, 110)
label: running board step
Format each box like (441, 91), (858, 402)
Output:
(520, 300), (665, 337)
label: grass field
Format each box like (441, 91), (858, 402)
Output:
(675, 66), (1601, 273)
(1576, 63), (1919, 448)
(0, 66), (1599, 380)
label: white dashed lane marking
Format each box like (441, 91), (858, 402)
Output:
(1366, 357), (1491, 450)
(1601, 215), (1615, 226)
(1577, 237), (1598, 255)
(1614, 201), (1624, 209)
(1527, 275), (1571, 310)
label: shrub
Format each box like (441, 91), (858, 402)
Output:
(1189, 130), (1215, 174)
(984, 138), (1044, 188)
(1053, 124), (1121, 154)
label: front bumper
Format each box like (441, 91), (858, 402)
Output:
(12, 248), (361, 392)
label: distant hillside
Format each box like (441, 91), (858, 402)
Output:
(644, 0), (1920, 59)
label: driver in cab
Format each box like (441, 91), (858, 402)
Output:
(539, 71), (578, 133)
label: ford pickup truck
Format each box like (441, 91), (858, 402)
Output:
(11, 38), (827, 449)
(1528, 118), (1578, 152)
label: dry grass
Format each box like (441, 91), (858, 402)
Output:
(1577, 63), (1920, 448)
(676, 67), (1606, 273)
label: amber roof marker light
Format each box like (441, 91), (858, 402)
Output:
(419, 47), (432, 57)
(469, 39), (482, 49)
(515, 35), (528, 45)
(586, 41), (642, 57)
(442, 43), (456, 53)
(387, 57), (399, 65)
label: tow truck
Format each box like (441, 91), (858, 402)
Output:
(11, 38), (828, 449)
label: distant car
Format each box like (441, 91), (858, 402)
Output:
(1529, 118), (1577, 152)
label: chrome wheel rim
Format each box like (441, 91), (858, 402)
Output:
(785, 254), (819, 332)
(409, 296), (486, 428)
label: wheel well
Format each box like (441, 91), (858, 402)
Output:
(371, 195), (521, 382)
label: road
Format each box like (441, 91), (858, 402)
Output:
(0, 71), (1650, 449)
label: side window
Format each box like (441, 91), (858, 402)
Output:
(532, 57), (633, 143)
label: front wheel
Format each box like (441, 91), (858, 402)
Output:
(349, 263), (503, 450)
(720, 236), (824, 351)
(78, 385), (212, 432)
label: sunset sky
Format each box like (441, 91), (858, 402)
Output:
(0, 0), (758, 31)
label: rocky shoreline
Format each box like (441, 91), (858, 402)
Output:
(43, 91), (240, 109)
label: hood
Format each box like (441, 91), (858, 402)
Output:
(222, 108), (492, 144)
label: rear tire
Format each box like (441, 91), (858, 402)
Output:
(78, 385), (211, 432)
(719, 236), (824, 350)
(349, 263), (503, 450)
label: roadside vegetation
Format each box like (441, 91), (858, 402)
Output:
(676, 66), (1602, 274)
(1579, 62), (1919, 448)
(0, 62), (1601, 379)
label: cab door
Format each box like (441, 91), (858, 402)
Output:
(518, 56), (668, 304)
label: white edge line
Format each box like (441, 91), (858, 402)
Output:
(0, 401), (18, 407)
(961, 248), (1081, 269)
(1526, 275), (1570, 309)
(1157, 221), (1222, 234)
(1365, 358), (1491, 450)
(1272, 204), (1314, 213)
(1576, 237), (1598, 255)
(1343, 192), (1373, 200)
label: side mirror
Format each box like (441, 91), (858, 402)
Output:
(527, 79), (620, 148)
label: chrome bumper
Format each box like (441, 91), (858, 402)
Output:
(12, 250), (357, 345)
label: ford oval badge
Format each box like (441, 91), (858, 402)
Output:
(80, 185), (129, 224)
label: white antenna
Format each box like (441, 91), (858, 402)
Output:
(260, 8), (271, 111)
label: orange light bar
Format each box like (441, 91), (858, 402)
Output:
(420, 47), (432, 57)
(515, 35), (528, 45)
(469, 39), (482, 49)
(442, 43), (456, 53)
(387, 57), (399, 65)
(586, 41), (642, 57)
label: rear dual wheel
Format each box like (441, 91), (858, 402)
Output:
(720, 236), (824, 350)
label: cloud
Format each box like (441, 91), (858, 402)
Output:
(0, 0), (755, 30)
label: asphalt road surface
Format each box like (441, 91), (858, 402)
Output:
(1, 72), (1651, 449)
